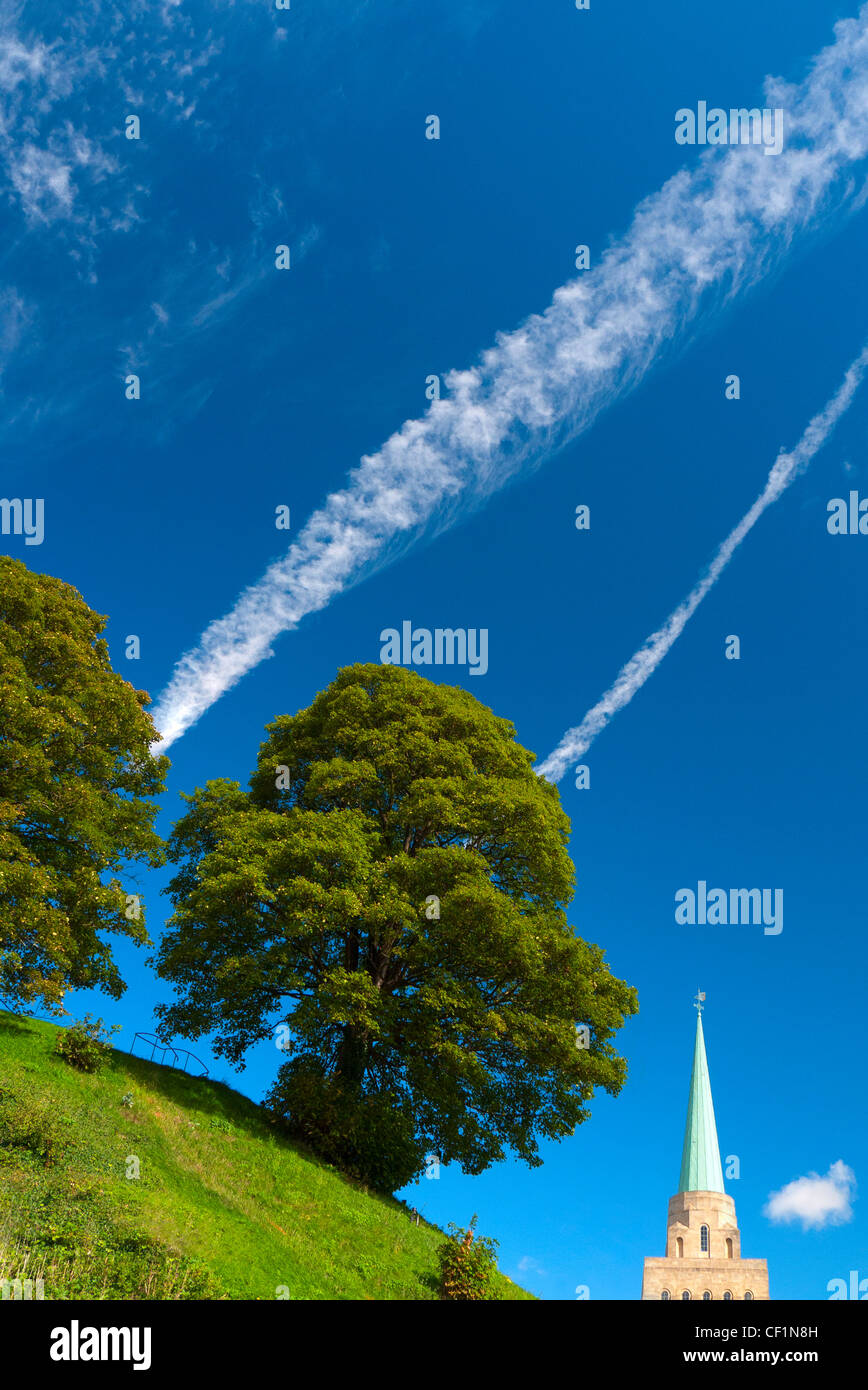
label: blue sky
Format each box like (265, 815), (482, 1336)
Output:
(2, 0), (867, 1299)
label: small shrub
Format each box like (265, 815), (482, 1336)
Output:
(120, 1093), (134, 1109)
(54, 1015), (120, 1075)
(438, 1214), (500, 1301)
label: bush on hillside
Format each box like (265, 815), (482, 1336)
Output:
(54, 1014), (120, 1074)
(438, 1215), (499, 1301)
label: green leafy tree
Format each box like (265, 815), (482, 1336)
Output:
(154, 663), (637, 1191)
(0, 557), (168, 1012)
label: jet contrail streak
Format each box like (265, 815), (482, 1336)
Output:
(151, 8), (868, 748)
(535, 344), (868, 783)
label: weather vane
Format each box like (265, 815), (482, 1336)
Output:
(693, 988), (706, 1013)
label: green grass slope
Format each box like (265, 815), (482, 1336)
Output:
(0, 1012), (533, 1301)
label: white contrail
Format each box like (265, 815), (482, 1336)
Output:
(535, 344), (868, 783)
(152, 8), (868, 748)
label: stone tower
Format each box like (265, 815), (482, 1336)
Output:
(641, 996), (769, 1301)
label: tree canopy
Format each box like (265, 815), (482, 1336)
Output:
(0, 557), (168, 1012)
(155, 663), (637, 1191)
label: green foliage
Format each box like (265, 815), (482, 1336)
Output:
(266, 1062), (421, 1193)
(0, 1213), (225, 1300)
(438, 1215), (499, 1301)
(154, 663), (638, 1192)
(54, 1014), (121, 1074)
(0, 1012), (534, 1301)
(0, 1081), (70, 1167)
(0, 557), (169, 1013)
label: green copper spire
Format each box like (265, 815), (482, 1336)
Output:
(678, 995), (725, 1194)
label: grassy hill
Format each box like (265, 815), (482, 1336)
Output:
(0, 1011), (533, 1301)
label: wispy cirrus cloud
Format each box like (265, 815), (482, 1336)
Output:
(6, 129), (117, 224)
(0, 285), (32, 377)
(115, 222), (320, 397)
(764, 1160), (856, 1231)
(152, 6), (868, 747)
(0, 2), (227, 245)
(0, 28), (111, 234)
(0, 1), (337, 445)
(0, 2), (497, 445)
(536, 343), (868, 782)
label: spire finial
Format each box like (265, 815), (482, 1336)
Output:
(693, 988), (706, 1014)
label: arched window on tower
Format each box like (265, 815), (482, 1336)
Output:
(723, 1291), (733, 1301)
(681, 1290), (691, 1300)
(676, 1237), (684, 1258)
(661, 1290), (670, 1301)
(702, 1291), (712, 1300)
(726, 1237), (733, 1259)
(744, 1291), (754, 1301)
(700, 1224), (709, 1253)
